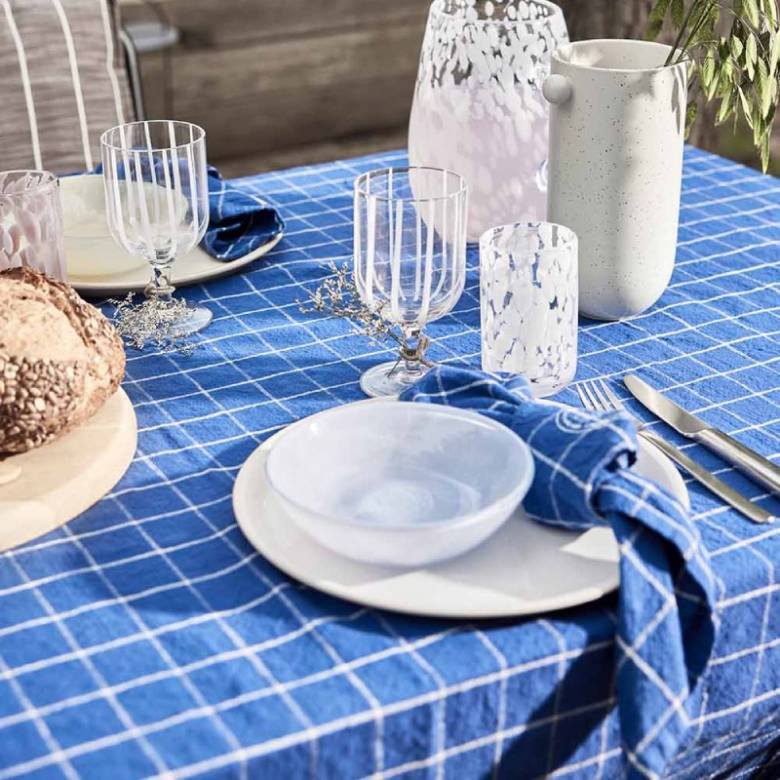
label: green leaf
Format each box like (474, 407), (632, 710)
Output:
(757, 57), (773, 116)
(744, 0), (761, 28)
(701, 54), (716, 92)
(746, 32), (758, 65)
(671, 0), (685, 27)
(761, 132), (771, 172)
(718, 57), (735, 95)
(717, 90), (734, 124)
(770, 30), (780, 76)
(752, 106), (766, 144)
(646, 0), (672, 40)
(764, 0), (778, 28)
(746, 33), (758, 80)
(685, 101), (698, 137)
(730, 36), (745, 62)
(738, 86), (755, 127)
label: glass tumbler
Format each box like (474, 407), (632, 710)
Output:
(480, 222), (577, 396)
(354, 167), (468, 398)
(0, 170), (65, 280)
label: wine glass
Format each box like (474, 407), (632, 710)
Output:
(353, 166), (468, 397)
(100, 120), (211, 339)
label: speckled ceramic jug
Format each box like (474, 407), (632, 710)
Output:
(543, 40), (688, 320)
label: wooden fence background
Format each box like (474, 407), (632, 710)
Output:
(120, 0), (752, 175)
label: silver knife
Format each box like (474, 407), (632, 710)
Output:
(625, 374), (780, 496)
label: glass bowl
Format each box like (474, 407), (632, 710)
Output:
(264, 401), (535, 567)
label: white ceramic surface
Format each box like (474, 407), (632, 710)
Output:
(0, 389), (137, 551)
(234, 414), (689, 619)
(545, 39), (688, 320)
(61, 175), (283, 296)
(265, 401), (535, 567)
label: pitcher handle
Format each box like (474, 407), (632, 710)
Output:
(542, 75), (572, 105)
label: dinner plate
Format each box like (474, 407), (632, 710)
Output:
(61, 175), (283, 297)
(233, 402), (689, 619)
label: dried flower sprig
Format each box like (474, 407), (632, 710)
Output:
(299, 263), (403, 345)
(299, 263), (433, 368)
(110, 294), (197, 356)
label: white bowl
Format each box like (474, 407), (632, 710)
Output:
(264, 401), (535, 567)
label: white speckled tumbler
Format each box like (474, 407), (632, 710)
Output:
(480, 221), (578, 397)
(544, 40), (688, 321)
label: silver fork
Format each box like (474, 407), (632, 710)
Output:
(576, 378), (774, 525)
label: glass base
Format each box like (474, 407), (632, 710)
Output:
(169, 305), (213, 337)
(359, 361), (431, 398)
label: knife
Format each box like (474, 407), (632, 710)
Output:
(625, 375), (780, 496)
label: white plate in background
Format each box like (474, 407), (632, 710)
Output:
(61, 174), (282, 297)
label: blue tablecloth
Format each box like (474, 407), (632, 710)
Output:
(1, 147), (779, 779)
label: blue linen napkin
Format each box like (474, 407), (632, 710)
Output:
(203, 167), (284, 261)
(400, 366), (721, 779)
(93, 163), (284, 261)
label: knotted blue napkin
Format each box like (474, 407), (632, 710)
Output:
(93, 163), (284, 261)
(400, 366), (720, 779)
(203, 167), (284, 260)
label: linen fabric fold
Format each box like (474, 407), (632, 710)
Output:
(202, 167), (284, 261)
(400, 366), (721, 779)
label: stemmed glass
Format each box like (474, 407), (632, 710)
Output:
(100, 120), (211, 339)
(353, 166), (468, 397)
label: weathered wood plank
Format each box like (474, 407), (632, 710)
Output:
(120, 0), (428, 48)
(216, 128), (408, 177)
(127, 7), (426, 161)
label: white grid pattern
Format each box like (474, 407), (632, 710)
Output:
(0, 146), (778, 779)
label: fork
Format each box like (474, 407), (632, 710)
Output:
(576, 378), (774, 525)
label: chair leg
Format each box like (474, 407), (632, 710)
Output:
(119, 28), (145, 121)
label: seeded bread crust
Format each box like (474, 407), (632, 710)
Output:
(0, 267), (125, 454)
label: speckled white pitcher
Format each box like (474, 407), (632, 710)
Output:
(543, 39), (688, 321)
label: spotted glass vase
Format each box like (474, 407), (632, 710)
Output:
(409, 0), (569, 242)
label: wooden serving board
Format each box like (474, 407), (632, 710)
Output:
(0, 389), (137, 552)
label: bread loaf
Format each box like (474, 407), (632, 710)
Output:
(0, 267), (125, 454)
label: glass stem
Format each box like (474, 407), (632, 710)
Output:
(400, 327), (428, 374)
(145, 262), (175, 303)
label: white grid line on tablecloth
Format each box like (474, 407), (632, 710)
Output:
(0, 641), (613, 779)
(0, 146), (778, 779)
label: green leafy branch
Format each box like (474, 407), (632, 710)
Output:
(647, 0), (780, 170)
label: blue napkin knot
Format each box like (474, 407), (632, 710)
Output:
(204, 167), (284, 261)
(401, 366), (721, 779)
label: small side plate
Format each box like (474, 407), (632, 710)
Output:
(61, 175), (283, 297)
(233, 402), (689, 619)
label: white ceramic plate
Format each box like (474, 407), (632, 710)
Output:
(233, 402), (689, 619)
(61, 175), (283, 297)
(0, 389), (137, 551)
